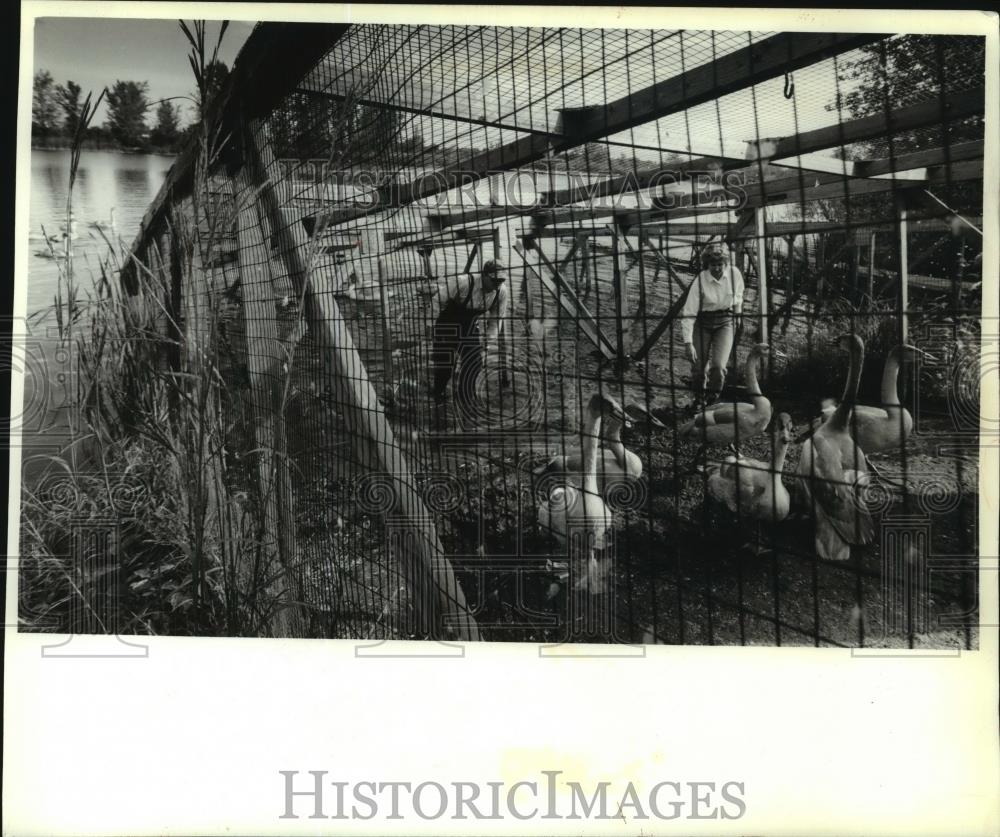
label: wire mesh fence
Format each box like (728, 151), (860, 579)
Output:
(22, 22), (986, 647)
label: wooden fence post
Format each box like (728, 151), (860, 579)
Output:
(898, 207), (909, 342)
(247, 118), (480, 642)
(611, 228), (627, 360)
(868, 231), (877, 301)
(377, 258), (395, 400)
(234, 159), (304, 638)
(755, 207), (769, 344)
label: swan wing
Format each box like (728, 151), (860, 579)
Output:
(707, 471), (739, 513)
(804, 433), (874, 546)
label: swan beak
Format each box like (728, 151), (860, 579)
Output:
(917, 348), (938, 362)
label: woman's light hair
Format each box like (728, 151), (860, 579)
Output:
(701, 244), (730, 268)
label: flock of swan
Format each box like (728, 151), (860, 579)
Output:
(31, 209), (117, 259)
(534, 334), (928, 590)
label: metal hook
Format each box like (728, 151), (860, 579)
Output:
(783, 72), (795, 99)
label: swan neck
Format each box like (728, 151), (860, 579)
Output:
(881, 347), (902, 408)
(581, 410), (602, 493)
(745, 350), (763, 397)
(832, 342), (864, 428)
(604, 418), (627, 467)
(773, 438), (789, 472)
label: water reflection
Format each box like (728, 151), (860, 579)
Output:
(27, 149), (175, 318)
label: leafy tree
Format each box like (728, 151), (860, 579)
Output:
(56, 80), (82, 136)
(150, 100), (182, 148)
(105, 80), (150, 148)
(194, 59), (230, 116)
(818, 34), (986, 224)
(835, 34), (985, 157)
(32, 70), (61, 135)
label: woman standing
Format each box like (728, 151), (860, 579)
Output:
(680, 244), (745, 408)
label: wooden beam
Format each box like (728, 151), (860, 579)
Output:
(755, 208), (769, 344)
(853, 139), (984, 178)
(326, 33), (882, 230)
(630, 276), (696, 363)
(611, 232), (627, 360)
(540, 154), (745, 207)
(744, 87), (984, 164)
(617, 157), (983, 228)
(899, 207), (909, 341)
(542, 118), (983, 220)
(744, 159), (983, 208)
(248, 120), (481, 642)
(234, 158), (305, 638)
(426, 129), (981, 237)
(557, 33), (883, 142)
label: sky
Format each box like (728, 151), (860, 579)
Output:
(31, 17), (867, 165)
(33, 17), (256, 127)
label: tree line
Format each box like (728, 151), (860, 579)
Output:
(31, 60), (229, 153)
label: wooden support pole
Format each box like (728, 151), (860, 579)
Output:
(899, 207), (909, 342)
(418, 245), (436, 297)
(784, 234), (796, 296)
(247, 119), (480, 642)
(868, 232), (877, 301)
(630, 276), (696, 363)
(234, 165), (303, 638)
(850, 237), (861, 304)
(755, 208), (769, 345)
(462, 242), (480, 276)
(611, 230), (627, 360)
(492, 226), (512, 381)
(513, 243), (617, 359)
(377, 258), (395, 401)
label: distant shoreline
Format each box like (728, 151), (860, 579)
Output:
(31, 140), (180, 156)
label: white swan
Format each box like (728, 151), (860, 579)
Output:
(679, 343), (786, 457)
(705, 412), (794, 555)
(534, 399), (664, 497)
(538, 393), (626, 591)
(794, 334), (875, 562)
(802, 343), (930, 456)
(89, 208), (117, 234)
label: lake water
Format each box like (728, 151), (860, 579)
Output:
(26, 149), (175, 318)
(25, 148), (707, 316)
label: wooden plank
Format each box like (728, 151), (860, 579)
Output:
(377, 259), (395, 401)
(745, 87), (984, 164)
(852, 139), (983, 178)
(638, 209), (970, 239)
(611, 232), (627, 359)
(248, 119), (480, 642)
(512, 243), (617, 359)
(630, 275), (696, 363)
(326, 33), (881, 230)
(744, 158), (983, 208)
(234, 161), (304, 637)
(755, 208), (769, 344)
(540, 154), (746, 207)
(617, 157), (983, 227)
(899, 208), (909, 341)
(770, 139), (983, 179)
(558, 33), (884, 142)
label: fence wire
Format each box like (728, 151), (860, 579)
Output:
(55, 24), (984, 646)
